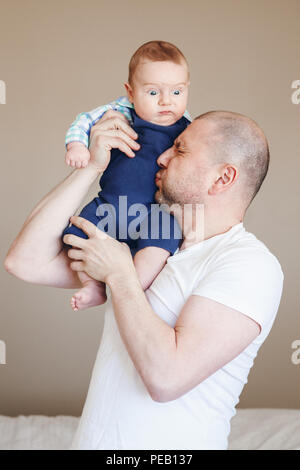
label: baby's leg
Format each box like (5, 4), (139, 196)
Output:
(133, 247), (171, 291)
(70, 270), (107, 311)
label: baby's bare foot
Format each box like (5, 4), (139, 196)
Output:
(70, 282), (107, 311)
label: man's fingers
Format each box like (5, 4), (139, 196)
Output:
(70, 261), (84, 272)
(91, 115), (138, 141)
(69, 216), (111, 240)
(111, 117), (138, 140)
(68, 248), (84, 260)
(99, 109), (128, 123)
(63, 233), (86, 248)
(116, 141), (136, 158)
(96, 135), (136, 158)
(97, 129), (140, 152)
(69, 217), (99, 239)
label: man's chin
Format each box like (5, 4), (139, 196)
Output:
(154, 189), (163, 204)
(154, 189), (173, 213)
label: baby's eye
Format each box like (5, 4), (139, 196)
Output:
(148, 90), (158, 96)
(173, 90), (181, 95)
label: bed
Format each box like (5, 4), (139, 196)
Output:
(0, 409), (299, 450)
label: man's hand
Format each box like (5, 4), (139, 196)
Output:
(89, 110), (140, 173)
(63, 216), (137, 284)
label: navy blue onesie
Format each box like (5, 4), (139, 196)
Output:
(62, 109), (190, 256)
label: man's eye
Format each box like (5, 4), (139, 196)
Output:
(173, 90), (181, 95)
(175, 144), (184, 154)
(148, 90), (158, 96)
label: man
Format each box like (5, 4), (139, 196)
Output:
(4, 110), (284, 450)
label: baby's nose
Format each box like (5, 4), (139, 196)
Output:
(159, 92), (171, 105)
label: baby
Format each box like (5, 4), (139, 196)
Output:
(62, 40), (191, 311)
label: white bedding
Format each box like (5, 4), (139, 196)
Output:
(0, 409), (299, 450)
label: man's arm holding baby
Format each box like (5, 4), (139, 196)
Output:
(4, 164), (100, 288)
(65, 217), (261, 403)
(4, 111), (139, 287)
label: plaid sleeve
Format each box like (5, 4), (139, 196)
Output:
(65, 98), (133, 149)
(65, 112), (94, 147)
(183, 109), (193, 122)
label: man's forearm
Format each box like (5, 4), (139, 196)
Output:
(107, 272), (177, 401)
(5, 164), (101, 277)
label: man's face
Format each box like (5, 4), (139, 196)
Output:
(154, 120), (216, 207)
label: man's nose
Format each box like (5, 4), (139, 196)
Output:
(157, 147), (173, 168)
(158, 91), (171, 106)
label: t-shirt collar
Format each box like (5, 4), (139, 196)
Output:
(175, 222), (245, 256)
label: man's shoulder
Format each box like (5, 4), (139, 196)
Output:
(189, 224), (284, 335)
(211, 224), (284, 282)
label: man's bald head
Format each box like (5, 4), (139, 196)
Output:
(194, 111), (270, 205)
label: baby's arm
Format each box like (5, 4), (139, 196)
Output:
(65, 111), (94, 168)
(65, 100), (133, 168)
(133, 247), (171, 291)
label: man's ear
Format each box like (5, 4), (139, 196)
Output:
(208, 164), (238, 195)
(124, 82), (134, 103)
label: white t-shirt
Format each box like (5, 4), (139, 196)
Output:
(70, 223), (284, 450)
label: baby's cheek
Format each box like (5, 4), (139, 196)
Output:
(178, 97), (188, 111)
(135, 101), (156, 121)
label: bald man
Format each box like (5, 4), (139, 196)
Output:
(4, 110), (284, 450)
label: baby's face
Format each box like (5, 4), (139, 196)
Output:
(125, 60), (189, 126)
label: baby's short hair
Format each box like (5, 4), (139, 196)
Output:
(128, 40), (188, 84)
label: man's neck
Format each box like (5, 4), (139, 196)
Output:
(178, 206), (243, 252)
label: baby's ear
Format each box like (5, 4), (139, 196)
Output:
(124, 82), (134, 103)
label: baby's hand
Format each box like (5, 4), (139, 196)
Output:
(65, 142), (90, 168)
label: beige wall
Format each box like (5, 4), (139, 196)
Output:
(1, 0), (299, 416)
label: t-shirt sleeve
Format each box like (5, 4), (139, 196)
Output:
(191, 246), (284, 334)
